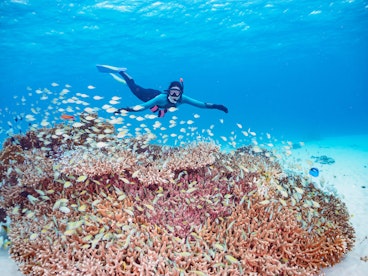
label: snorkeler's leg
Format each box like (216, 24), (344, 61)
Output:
(119, 71), (140, 93)
(118, 71), (160, 102)
(119, 70), (133, 81)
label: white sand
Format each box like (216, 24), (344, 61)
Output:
(0, 134), (367, 275)
(0, 249), (22, 276)
(285, 134), (368, 275)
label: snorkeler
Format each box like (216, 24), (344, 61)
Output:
(96, 65), (228, 118)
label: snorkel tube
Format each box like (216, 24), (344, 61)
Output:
(180, 77), (184, 92)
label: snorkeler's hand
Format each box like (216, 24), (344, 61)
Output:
(215, 104), (228, 113)
(206, 103), (228, 113)
(210, 104), (229, 113)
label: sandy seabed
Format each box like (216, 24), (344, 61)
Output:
(1, 134), (367, 276)
(290, 134), (368, 275)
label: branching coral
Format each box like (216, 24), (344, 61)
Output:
(0, 122), (355, 275)
(56, 144), (137, 177)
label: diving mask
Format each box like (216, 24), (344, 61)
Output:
(168, 87), (182, 103)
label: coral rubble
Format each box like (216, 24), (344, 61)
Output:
(0, 118), (355, 275)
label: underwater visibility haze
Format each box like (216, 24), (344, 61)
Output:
(0, 0), (367, 275)
(1, 0), (367, 141)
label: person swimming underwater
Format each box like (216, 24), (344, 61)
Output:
(96, 65), (228, 118)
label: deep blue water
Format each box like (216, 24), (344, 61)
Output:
(1, 0), (368, 146)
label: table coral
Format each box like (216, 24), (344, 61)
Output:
(0, 119), (355, 275)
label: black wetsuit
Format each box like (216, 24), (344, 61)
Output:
(116, 71), (228, 117)
(119, 71), (161, 102)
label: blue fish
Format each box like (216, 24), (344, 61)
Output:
(309, 167), (319, 177)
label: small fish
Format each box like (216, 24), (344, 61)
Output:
(144, 204), (155, 211)
(227, 221), (235, 231)
(64, 181), (72, 188)
(239, 195), (247, 205)
(91, 199), (101, 206)
(78, 205), (87, 212)
(124, 208), (134, 216)
(40, 120), (50, 127)
(296, 213), (302, 222)
(83, 235), (93, 242)
(76, 175), (88, 182)
(241, 131), (249, 137)
(177, 252), (191, 257)
(30, 233), (39, 240)
(64, 229), (76, 236)
(225, 254), (239, 264)
(26, 211), (35, 219)
(61, 114), (75, 121)
(109, 100), (120, 106)
(12, 206), (20, 215)
(27, 194), (39, 204)
(213, 243), (225, 251)
(84, 115), (96, 121)
(118, 194), (126, 201)
(72, 122), (84, 128)
(96, 142), (107, 148)
(309, 167), (319, 177)
(213, 262), (226, 268)
(25, 114), (36, 122)
(248, 129), (256, 136)
(135, 205), (144, 212)
(59, 206), (70, 214)
(279, 189), (288, 198)
(312, 200), (321, 208)
(107, 107), (118, 113)
(186, 187), (197, 194)
(252, 146), (262, 153)
(132, 170), (140, 178)
(279, 198), (287, 206)
(294, 187), (304, 194)
(189, 271), (206, 276)
(220, 136), (227, 142)
(35, 189), (45, 196)
(53, 201), (61, 210)
(291, 197), (296, 206)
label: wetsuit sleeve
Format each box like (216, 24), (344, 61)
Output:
(181, 96), (229, 113)
(181, 95), (208, 108)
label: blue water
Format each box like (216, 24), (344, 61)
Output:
(1, 0), (368, 145)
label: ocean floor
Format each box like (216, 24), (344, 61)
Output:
(0, 134), (367, 275)
(287, 134), (368, 275)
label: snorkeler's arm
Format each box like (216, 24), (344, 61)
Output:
(181, 95), (228, 113)
(115, 95), (167, 113)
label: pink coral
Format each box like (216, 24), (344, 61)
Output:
(0, 122), (355, 275)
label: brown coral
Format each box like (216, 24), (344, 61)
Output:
(0, 122), (356, 275)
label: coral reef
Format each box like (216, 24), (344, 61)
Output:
(0, 118), (355, 275)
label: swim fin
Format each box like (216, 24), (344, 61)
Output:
(96, 64), (127, 73)
(109, 73), (126, 84)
